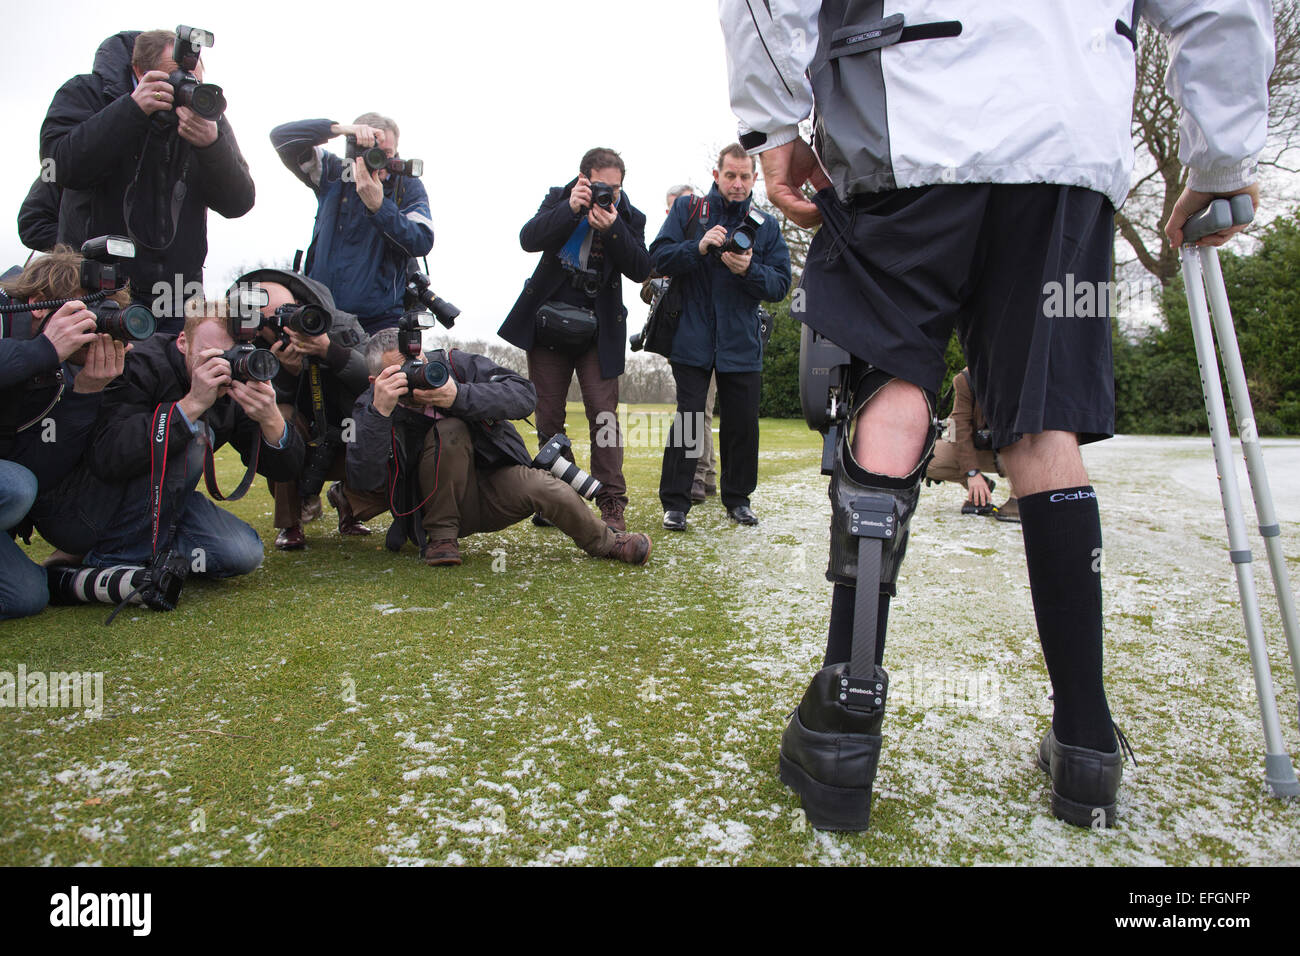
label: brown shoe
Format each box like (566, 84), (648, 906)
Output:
(421, 539), (462, 566)
(690, 479), (707, 503)
(327, 481), (372, 536)
(300, 494), (323, 524)
(275, 525), (306, 550)
(598, 497), (627, 532)
(606, 532), (652, 565)
(994, 497), (1021, 523)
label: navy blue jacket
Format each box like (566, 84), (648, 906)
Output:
(499, 179), (650, 380)
(270, 118), (434, 327)
(649, 185), (791, 373)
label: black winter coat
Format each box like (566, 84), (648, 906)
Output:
(498, 179), (650, 379)
(39, 31), (255, 297)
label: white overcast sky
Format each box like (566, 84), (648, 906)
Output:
(0, 1), (748, 342)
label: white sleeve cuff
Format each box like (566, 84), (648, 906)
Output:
(1187, 159), (1258, 195)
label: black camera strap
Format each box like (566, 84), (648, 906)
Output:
(123, 125), (191, 253)
(306, 357), (328, 444)
(201, 426), (260, 502)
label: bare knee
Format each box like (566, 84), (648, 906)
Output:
(850, 379), (930, 477)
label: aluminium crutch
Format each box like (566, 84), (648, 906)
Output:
(1181, 195), (1300, 797)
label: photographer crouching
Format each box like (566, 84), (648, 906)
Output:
(347, 321), (652, 567)
(231, 270), (380, 549)
(0, 242), (139, 620)
(40, 27), (254, 333)
(73, 299), (303, 579)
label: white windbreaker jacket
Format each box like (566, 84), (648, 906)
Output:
(720, 0), (1274, 208)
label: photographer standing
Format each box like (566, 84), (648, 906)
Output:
(232, 270), (378, 550)
(270, 115), (434, 334)
(650, 145), (791, 531)
(0, 249), (129, 620)
(40, 30), (255, 334)
(498, 148), (651, 533)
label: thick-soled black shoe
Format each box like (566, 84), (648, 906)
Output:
(1036, 726), (1134, 828)
(663, 510), (687, 531)
(778, 663), (887, 831)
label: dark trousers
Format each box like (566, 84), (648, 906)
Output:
(527, 346), (626, 505)
(659, 363), (760, 513)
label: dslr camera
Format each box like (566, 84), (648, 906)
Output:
(404, 271), (460, 329)
(396, 312), (451, 391)
(219, 343), (279, 383)
(589, 181), (615, 210)
(533, 433), (602, 500)
(264, 302), (331, 341)
(169, 25), (226, 121)
(714, 208), (766, 256)
(344, 137), (423, 178)
(89, 300), (157, 342)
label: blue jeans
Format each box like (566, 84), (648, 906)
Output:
(0, 460), (49, 620)
(85, 489), (265, 579)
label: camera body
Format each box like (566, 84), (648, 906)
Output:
(402, 355), (451, 392)
(567, 266), (602, 299)
(219, 344), (279, 383)
(589, 181), (615, 209)
(344, 138), (423, 178)
(90, 300), (156, 342)
(404, 272), (459, 329)
(394, 314), (450, 392)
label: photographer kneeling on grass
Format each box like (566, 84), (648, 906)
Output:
(232, 269), (378, 550)
(347, 327), (653, 568)
(75, 299), (304, 580)
(1, 245), (132, 620)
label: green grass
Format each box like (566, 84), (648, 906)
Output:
(2, 416), (1298, 866)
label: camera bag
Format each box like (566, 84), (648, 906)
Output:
(534, 301), (598, 353)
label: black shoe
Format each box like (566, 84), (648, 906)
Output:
(532, 513), (554, 527)
(778, 663), (887, 831)
(1035, 725), (1134, 828)
(663, 510), (687, 531)
(727, 505), (758, 525)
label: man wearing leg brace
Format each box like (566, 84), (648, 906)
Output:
(719, 0), (1272, 829)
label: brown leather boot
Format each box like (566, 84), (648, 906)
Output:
(275, 525), (306, 550)
(598, 497), (626, 532)
(327, 481), (371, 536)
(605, 532), (652, 565)
(421, 539), (462, 566)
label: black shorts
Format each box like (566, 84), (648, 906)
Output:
(800, 183), (1115, 448)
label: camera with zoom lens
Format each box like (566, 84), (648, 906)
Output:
(266, 302), (331, 339)
(402, 355), (451, 392)
(344, 137), (423, 178)
(90, 300), (157, 342)
(712, 208), (766, 257)
(404, 272), (459, 329)
(532, 432), (602, 500)
(395, 314), (451, 391)
(589, 181), (615, 210)
(219, 343), (279, 383)
(169, 25), (225, 121)
(568, 266), (601, 299)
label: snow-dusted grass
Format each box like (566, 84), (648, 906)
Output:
(2, 415), (1297, 865)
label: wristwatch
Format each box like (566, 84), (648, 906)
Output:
(966, 469), (980, 479)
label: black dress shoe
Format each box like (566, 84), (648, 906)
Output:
(727, 505), (758, 525)
(663, 510), (687, 531)
(1036, 726), (1132, 828)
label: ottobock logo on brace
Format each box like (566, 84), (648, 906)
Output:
(1049, 490), (1097, 502)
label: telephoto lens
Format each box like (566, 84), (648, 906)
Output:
(91, 301), (157, 341)
(532, 433), (603, 500)
(220, 344), (280, 383)
(402, 358), (450, 391)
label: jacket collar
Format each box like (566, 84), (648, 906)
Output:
(707, 184), (752, 220)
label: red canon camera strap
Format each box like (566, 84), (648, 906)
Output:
(149, 402), (177, 555)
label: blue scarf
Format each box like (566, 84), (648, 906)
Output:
(559, 220), (592, 271)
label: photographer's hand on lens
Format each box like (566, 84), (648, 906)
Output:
(422, 377), (458, 409)
(286, 329), (330, 358)
(131, 70), (174, 116)
(40, 300), (98, 361)
(72, 335), (129, 394)
(180, 347), (232, 420)
(698, 224), (728, 257)
(372, 365), (408, 418)
(1164, 182), (1260, 248)
(269, 338), (304, 376)
(967, 473), (992, 508)
(758, 139), (830, 230)
(720, 249), (752, 275)
(354, 159), (384, 212)
(175, 106), (218, 148)
(569, 176), (593, 215)
(227, 379), (285, 441)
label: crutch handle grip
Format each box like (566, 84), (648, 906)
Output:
(1182, 196), (1255, 244)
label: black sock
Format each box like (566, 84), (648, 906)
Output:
(824, 582), (889, 668)
(1018, 486), (1115, 752)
